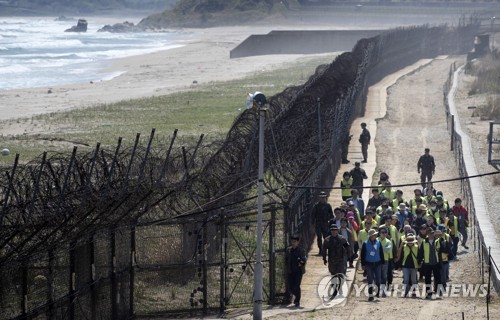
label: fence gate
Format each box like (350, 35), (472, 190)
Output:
(221, 209), (277, 309)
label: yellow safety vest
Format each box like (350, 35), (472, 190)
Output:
(387, 225), (400, 246)
(382, 189), (396, 202)
(448, 216), (459, 236)
(422, 240), (440, 264)
(440, 236), (450, 262)
(392, 198), (405, 212)
(379, 237), (393, 260)
(359, 229), (370, 244)
(341, 178), (353, 198)
(361, 219), (378, 229)
(402, 245), (419, 267)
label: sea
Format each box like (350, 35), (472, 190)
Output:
(0, 16), (185, 90)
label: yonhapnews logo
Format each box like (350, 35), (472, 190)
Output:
(317, 273), (349, 307)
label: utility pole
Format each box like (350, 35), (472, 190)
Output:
(251, 92), (267, 320)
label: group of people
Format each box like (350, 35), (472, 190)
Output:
(285, 151), (470, 305)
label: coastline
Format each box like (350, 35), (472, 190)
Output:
(0, 25), (333, 126)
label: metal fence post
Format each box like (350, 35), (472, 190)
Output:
(451, 115), (455, 151)
(111, 230), (118, 320)
(22, 266), (28, 317)
(202, 219), (208, 315)
(69, 241), (76, 320)
(130, 222), (136, 318)
(220, 209), (226, 313)
(487, 246), (491, 320)
(269, 207), (276, 303)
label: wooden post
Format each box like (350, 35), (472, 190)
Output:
(451, 115), (455, 151)
(219, 210), (226, 313)
(130, 223), (136, 318)
(269, 207), (276, 303)
(69, 241), (76, 320)
(111, 230), (118, 320)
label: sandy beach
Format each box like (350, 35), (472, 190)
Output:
(0, 24), (338, 125)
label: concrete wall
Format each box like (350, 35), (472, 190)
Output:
(229, 30), (383, 58)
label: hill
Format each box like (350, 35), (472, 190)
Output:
(0, 0), (177, 16)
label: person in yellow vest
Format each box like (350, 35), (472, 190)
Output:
(435, 227), (452, 295)
(437, 208), (449, 226)
(395, 234), (419, 298)
(376, 200), (393, 220)
(381, 181), (396, 202)
(408, 189), (428, 215)
(391, 189), (405, 212)
(358, 220), (373, 278)
(418, 228), (442, 299)
(436, 191), (449, 208)
(435, 194), (448, 215)
(427, 199), (439, 219)
(340, 171), (353, 201)
(361, 210), (379, 229)
(378, 227), (396, 296)
(448, 211), (460, 259)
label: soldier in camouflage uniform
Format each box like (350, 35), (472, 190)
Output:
(311, 191), (334, 255)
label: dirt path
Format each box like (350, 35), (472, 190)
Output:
(269, 57), (500, 319)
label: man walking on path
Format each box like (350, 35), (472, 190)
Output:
(452, 198), (469, 249)
(359, 122), (371, 163)
(350, 161), (368, 197)
(285, 234), (307, 307)
(323, 225), (350, 276)
(311, 191), (333, 255)
(417, 148), (435, 188)
(361, 229), (384, 301)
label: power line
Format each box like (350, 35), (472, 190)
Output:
(286, 171), (500, 190)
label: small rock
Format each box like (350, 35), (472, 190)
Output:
(47, 89), (52, 94)
(192, 80), (198, 84)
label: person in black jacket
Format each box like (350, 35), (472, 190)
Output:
(359, 122), (371, 163)
(417, 148), (435, 188)
(311, 191), (333, 255)
(350, 161), (368, 197)
(285, 234), (307, 307)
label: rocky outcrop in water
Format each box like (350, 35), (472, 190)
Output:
(65, 19), (88, 32)
(97, 21), (143, 33)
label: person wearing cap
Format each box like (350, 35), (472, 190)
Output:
(417, 148), (435, 188)
(311, 191), (334, 255)
(436, 190), (450, 208)
(367, 188), (383, 213)
(435, 194), (448, 215)
(346, 196), (363, 226)
(323, 224), (350, 276)
(435, 227), (452, 294)
(359, 122), (371, 163)
(395, 234), (419, 298)
(361, 229), (384, 301)
(285, 234), (307, 307)
(452, 198), (469, 250)
(391, 189), (405, 212)
(340, 171), (353, 201)
(349, 162), (368, 197)
(378, 227), (396, 295)
(418, 228), (442, 299)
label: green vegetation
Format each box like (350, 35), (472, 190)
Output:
(466, 53), (500, 121)
(0, 55), (334, 165)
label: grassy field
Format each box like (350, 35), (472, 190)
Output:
(0, 54), (335, 165)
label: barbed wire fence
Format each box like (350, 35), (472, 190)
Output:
(0, 20), (480, 319)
